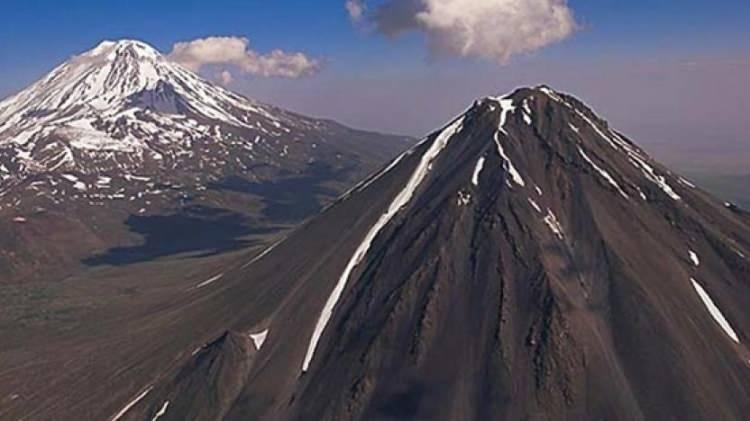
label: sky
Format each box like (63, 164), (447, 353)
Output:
(1, 0), (749, 173)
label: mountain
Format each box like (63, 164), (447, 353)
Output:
(0, 40), (411, 281)
(2, 86), (749, 420)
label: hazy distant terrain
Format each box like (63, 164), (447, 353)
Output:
(644, 142), (750, 210)
(690, 173), (750, 209)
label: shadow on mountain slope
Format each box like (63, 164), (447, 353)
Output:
(83, 206), (275, 266)
(209, 162), (355, 223)
(83, 162), (357, 267)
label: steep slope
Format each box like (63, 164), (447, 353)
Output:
(1, 86), (748, 420)
(0, 40), (410, 281)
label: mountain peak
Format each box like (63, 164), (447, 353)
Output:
(480, 84), (558, 101)
(0, 37), (256, 142)
(0, 38), (297, 206)
(84, 39), (163, 61)
(388, 83), (685, 211)
(0, 39), (176, 126)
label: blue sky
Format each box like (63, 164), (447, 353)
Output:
(1, 0), (749, 171)
(2, 1), (748, 74)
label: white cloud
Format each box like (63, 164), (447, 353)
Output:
(218, 70), (234, 86)
(346, 0), (365, 22)
(168, 36), (321, 80)
(351, 0), (578, 64)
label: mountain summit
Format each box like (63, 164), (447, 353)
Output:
(0, 39), (404, 198)
(1, 40), (170, 118)
(0, 39), (273, 155)
(4, 86), (747, 420)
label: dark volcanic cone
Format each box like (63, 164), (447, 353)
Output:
(4, 86), (749, 420)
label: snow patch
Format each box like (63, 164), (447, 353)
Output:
(96, 176), (112, 187)
(539, 86), (564, 102)
(302, 116), (465, 372)
(457, 190), (472, 206)
(124, 174), (151, 182)
(250, 329), (269, 350)
(689, 250), (700, 267)
(472, 156), (485, 186)
(691, 278), (740, 343)
(494, 98), (516, 135)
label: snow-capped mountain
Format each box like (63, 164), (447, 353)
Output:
(5, 86), (747, 420)
(0, 39), (410, 282)
(0, 39), (408, 213)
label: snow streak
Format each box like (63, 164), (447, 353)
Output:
(544, 209), (564, 239)
(151, 401), (170, 421)
(472, 156), (486, 186)
(194, 273), (223, 289)
(301, 116), (465, 372)
(493, 132), (526, 188)
(491, 97), (526, 187)
(577, 146), (628, 198)
(691, 278), (740, 343)
(689, 250), (700, 267)
(541, 87), (681, 201)
(112, 386), (153, 421)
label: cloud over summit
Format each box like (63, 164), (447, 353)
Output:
(168, 36), (321, 83)
(347, 0), (578, 64)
